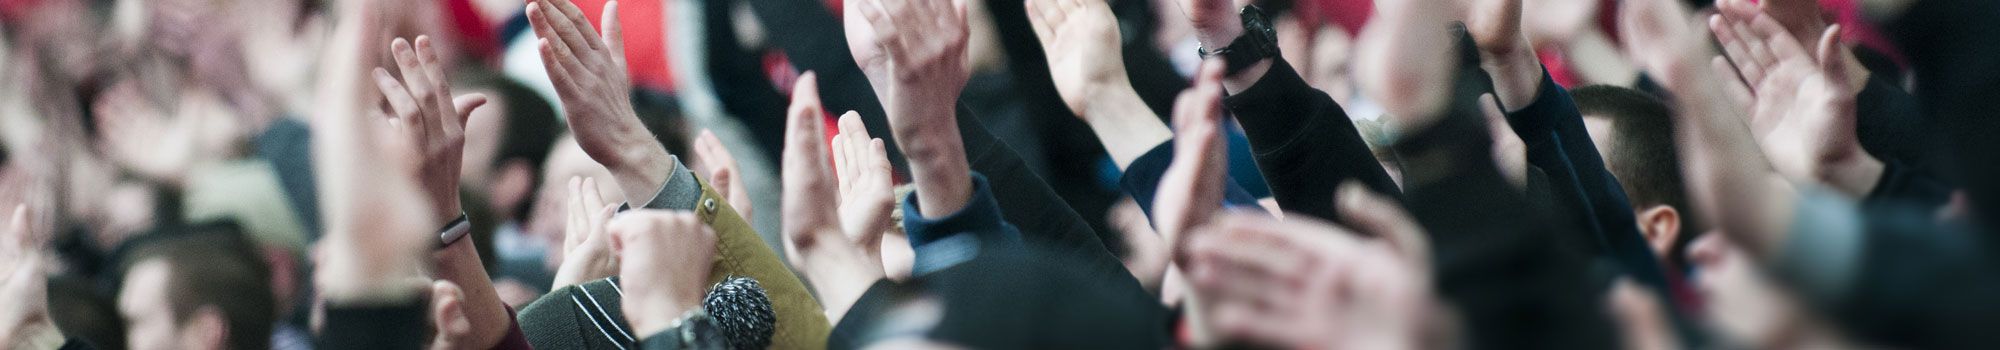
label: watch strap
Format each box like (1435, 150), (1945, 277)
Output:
(436, 214), (471, 249)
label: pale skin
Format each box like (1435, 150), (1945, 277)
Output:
(780, 73), (888, 324)
(607, 211), (718, 337)
(526, 0), (677, 206)
(552, 176), (621, 289)
(1620, 0), (1799, 257)
(1024, 0), (1171, 169)
(843, 0), (975, 217)
(1710, 12), (1883, 198)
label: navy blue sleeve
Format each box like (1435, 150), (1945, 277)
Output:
(1502, 68), (1674, 298)
(1117, 142), (1263, 221)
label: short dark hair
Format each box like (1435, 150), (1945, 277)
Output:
(630, 88), (691, 158)
(120, 223), (274, 350)
(458, 70), (565, 220)
(1573, 85), (1701, 265)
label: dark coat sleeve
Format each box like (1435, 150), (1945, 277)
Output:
(1221, 58), (1401, 223)
(317, 299), (428, 350)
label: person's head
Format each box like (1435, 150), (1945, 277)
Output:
(116, 223), (274, 350)
(457, 69), (563, 224)
(1575, 85), (1698, 269)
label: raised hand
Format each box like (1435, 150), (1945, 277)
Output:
(832, 113), (896, 254)
(691, 130), (752, 222)
(1716, 0), (1825, 52)
(1353, 0), (1458, 129)
(1026, 0), (1128, 115)
(1621, 0), (1799, 256)
(607, 210), (718, 336)
(1177, 0), (1244, 50)
(527, 0), (674, 204)
(1025, 0), (1172, 168)
(553, 177), (621, 288)
(779, 73), (886, 323)
(1183, 209), (1432, 349)
(847, 0), (971, 134)
(0, 205), (49, 345)
(1720, 19), (1880, 196)
(843, 0), (974, 217)
(1468, 0), (1544, 110)
(1153, 61), (1228, 260)
(311, 0), (443, 303)
(372, 36), (490, 220)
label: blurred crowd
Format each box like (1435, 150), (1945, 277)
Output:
(0, 0), (1996, 348)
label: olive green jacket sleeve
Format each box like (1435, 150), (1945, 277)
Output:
(644, 156), (831, 349)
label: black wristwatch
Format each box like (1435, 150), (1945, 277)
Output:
(1197, 5), (1279, 76)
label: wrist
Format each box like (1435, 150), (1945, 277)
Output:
(634, 295), (703, 336)
(611, 143), (674, 204)
(1196, 22), (1246, 53)
(1083, 89), (1172, 169)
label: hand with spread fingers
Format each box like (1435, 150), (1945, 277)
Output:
(553, 177), (621, 288)
(1182, 192), (1433, 350)
(832, 113), (896, 256)
(527, 0), (674, 204)
(371, 35), (489, 220)
(843, 0), (976, 217)
(779, 73), (887, 324)
(691, 130), (752, 222)
(311, 0), (444, 303)
(1024, 0), (1173, 168)
(1711, 14), (1881, 196)
(608, 210), (718, 337)
(1353, 0), (1458, 128)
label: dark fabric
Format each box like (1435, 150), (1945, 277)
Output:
(1117, 141), (1263, 220)
(252, 117), (321, 240)
(699, 0), (788, 164)
(638, 326), (728, 350)
(1221, 58), (1402, 223)
(1853, 75), (1954, 209)
(830, 174), (1169, 349)
(318, 299), (428, 350)
(1501, 68), (1675, 301)
(1392, 43), (1616, 349)
(953, 106), (1139, 287)
(743, 0), (903, 167)
(1892, 0), (2000, 230)
(1816, 205), (2000, 349)
(518, 278), (636, 350)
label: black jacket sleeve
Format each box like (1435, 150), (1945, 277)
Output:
(1222, 58), (1401, 223)
(1392, 48), (1616, 350)
(317, 299), (428, 350)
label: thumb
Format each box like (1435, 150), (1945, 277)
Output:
(1812, 25), (1855, 93)
(453, 93), (489, 128)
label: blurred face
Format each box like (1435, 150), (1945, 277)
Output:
(1687, 233), (1805, 348)
(119, 260), (220, 350)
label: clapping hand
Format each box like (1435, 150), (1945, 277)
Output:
(1153, 60), (1228, 261)
(528, 0), (674, 204)
(1183, 186), (1431, 349)
(1353, 0), (1458, 129)
(845, 0), (971, 135)
(1025, 0), (1173, 168)
(1468, 0), (1545, 111)
(1711, 14), (1880, 196)
(608, 210), (718, 336)
(553, 177), (621, 288)
(1025, 0), (1130, 116)
(832, 113), (896, 254)
(371, 36), (489, 220)
(780, 73), (887, 324)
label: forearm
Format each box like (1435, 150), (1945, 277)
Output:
(1671, 67), (1798, 256)
(1082, 85), (1173, 170)
(433, 240), (514, 349)
(894, 112), (974, 218)
(1483, 45), (1545, 112)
